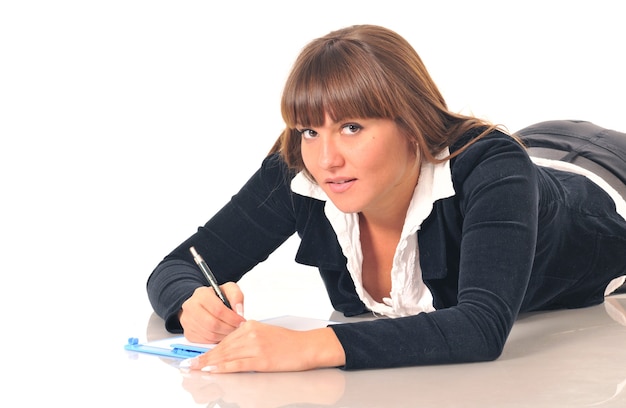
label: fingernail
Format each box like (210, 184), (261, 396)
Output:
(235, 303), (244, 317)
(179, 357), (198, 369)
(201, 365), (217, 372)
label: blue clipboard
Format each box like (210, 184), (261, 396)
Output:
(124, 336), (212, 359)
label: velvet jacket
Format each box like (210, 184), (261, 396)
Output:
(147, 129), (626, 370)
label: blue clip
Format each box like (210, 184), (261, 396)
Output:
(124, 337), (210, 359)
(170, 343), (208, 358)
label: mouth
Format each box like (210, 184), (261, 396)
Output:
(325, 178), (356, 193)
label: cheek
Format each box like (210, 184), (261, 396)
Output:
(300, 145), (311, 168)
(300, 142), (319, 167)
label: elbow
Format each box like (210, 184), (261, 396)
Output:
(456, 328), (507, 363)
(461, 343), (503, 364)
(482, 344), (504, 362)
(470, 335), (506, 363)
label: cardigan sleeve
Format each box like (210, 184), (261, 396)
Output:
(330, 133), (540, 369)
(146, 154), (298, 332)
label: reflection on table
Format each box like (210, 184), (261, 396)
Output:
(124, 294), (626, 407)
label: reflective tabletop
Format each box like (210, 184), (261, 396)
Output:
(114, 294), (626, 407)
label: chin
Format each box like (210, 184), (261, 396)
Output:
(329, 201), (362, 214)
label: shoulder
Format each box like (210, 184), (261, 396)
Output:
(450, 127), (523, 158)
(450, 128), (530, 172)
(247, 153), (298, 190)
(230, 153), (301, 215)
(259, 152), (295, 175)
(447, 128), (536, 196)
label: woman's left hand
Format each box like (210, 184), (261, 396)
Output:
(183, 321), (346, 373)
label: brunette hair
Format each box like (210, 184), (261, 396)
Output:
(270, 24), (500, 175)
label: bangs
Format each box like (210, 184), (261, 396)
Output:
(281, 40), (399, 129)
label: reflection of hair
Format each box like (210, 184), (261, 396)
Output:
(270, 24), (501, 175)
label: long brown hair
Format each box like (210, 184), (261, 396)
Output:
(270, 24), (501, 176)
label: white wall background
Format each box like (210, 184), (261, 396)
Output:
(1, 0), (624, 369)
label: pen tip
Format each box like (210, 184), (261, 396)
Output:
(189, 246), (198, 257)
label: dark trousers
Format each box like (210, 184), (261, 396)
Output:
(516, 120), (626, 201)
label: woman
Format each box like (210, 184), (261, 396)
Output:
(147, 25), (626, 372)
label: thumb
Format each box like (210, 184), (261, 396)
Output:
(222, 281), (245, 317)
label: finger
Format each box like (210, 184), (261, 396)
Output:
(184, 323), (253, 370)
(196, 321), (284, 373)
(221, 282), (245, 317)
(180, 287), (243, 342)
(197, 285), (243, 326)
(201, 358), (258, 374)
(205, 284), (246, 330)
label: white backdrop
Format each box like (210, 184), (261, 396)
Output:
(1, 0), (625, 364)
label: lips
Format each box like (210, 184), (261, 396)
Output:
(325, 178), (356, 193)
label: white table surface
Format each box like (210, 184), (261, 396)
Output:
(110, 293), (626, 407)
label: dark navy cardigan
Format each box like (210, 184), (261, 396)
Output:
(147, 129), (626, 370)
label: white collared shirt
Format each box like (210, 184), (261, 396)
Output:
(290, 149), (455, 317)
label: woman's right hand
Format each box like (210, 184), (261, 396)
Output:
(179, 282), (246, 344)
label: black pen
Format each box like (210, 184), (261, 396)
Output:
(189, 246), (232, 309)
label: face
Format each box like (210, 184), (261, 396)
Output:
(299, 115), (420, 218)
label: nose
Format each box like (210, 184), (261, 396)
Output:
(318, 134), (344, 170)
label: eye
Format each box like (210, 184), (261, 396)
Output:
(298, 128), (318, 139)
(341, 123), (362, 135)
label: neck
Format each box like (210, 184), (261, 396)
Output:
(360, 166), (419, 232)
(359, 204), (407, 235)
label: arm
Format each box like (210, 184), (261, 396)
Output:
(146, 154), (298, 332)
(185, 322), (346, 373)
(332, 133), (539, 369)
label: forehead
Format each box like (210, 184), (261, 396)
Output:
(296, 112), (341, 127)
(282, 43), (398, 128)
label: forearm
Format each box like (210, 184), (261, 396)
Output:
(147, 259), (205, 332)
(302, 327), (346, 369)
(330, 302), (512, 370)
